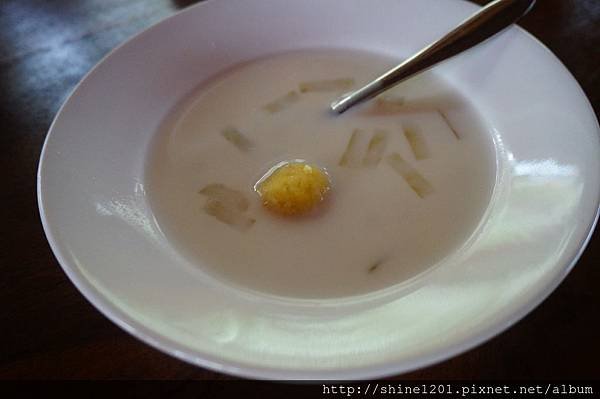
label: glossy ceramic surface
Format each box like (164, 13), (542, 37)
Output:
(38, 0), (600, 379)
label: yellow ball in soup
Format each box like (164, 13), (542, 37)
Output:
(256, 162), (331, 216)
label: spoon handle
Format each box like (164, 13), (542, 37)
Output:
(330, 0), (536, 114)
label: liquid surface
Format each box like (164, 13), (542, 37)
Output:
(146, 49), (497, 299)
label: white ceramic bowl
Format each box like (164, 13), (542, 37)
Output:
(38, 0), (600, 379)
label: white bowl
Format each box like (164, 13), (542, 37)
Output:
(38, 0), (600, 379)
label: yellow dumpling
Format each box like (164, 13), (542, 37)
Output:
(256, 162), (331, 216)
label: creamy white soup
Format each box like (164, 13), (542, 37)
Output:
(146, 49), (496, 299)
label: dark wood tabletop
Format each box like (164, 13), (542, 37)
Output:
(1, 0), (598, 381)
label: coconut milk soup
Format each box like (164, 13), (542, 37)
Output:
(146, 49), (496, 299)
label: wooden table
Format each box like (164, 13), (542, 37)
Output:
(1, 0), (598, 380)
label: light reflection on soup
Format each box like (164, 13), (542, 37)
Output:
(146, 49), (497, 299)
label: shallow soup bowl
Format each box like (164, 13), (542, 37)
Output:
(38, 0), (600, 379)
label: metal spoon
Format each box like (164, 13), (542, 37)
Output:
(330, 0), (536, 114)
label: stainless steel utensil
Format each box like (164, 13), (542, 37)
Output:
(330, 0), (536, 114)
